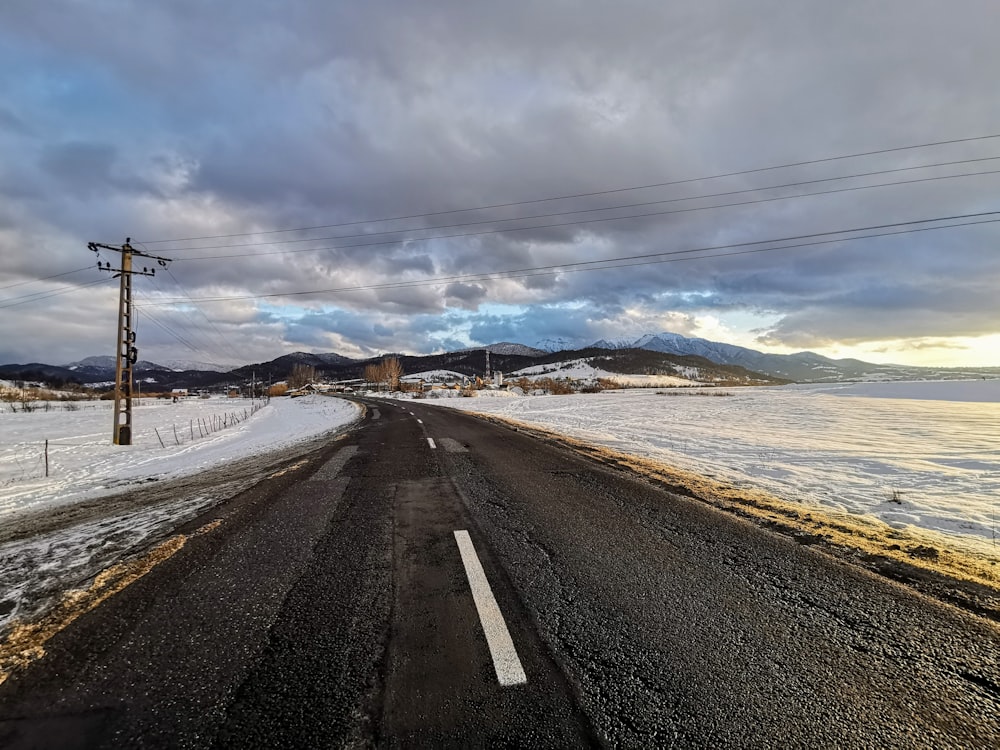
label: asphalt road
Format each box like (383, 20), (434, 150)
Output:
(1, 397), (998, 748)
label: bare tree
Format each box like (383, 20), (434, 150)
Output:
(288, 363), (317, 389)
(363, 358), (404, 391)
(363, 363), (383, 391)
(383, 357), (403, 391)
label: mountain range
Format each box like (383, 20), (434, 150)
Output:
(1, 333), (996, 390)
(588, 333), (1000, 382)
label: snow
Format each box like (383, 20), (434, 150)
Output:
(0, 395), (360, 633)
(401, 369), (467, 383)
(426, 381), (1000, 553)
(0, 395), (359, 516)
(509, 358), (696, 387)
(789, 380), (1000, 402)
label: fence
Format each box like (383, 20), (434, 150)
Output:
(152, 401), (266, 448)
(0, 399), (268, 484)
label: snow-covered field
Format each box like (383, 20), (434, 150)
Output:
(428, 381), (1000, 552)
(0, 395), (360, 634)
(509, 358), (695, 387)
(402, 369), (467, 384)
(0, 395), (359, 516)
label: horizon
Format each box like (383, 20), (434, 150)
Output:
(6, 329), (1000, 374)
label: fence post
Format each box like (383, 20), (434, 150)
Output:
(154, 428), (166, 448)
(45, 439), (49, 478)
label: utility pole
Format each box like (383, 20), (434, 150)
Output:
(88, 238), (171, 445)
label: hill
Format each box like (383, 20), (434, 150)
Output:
(5, 332), (996, 391)
(593, 332), (1000, 382)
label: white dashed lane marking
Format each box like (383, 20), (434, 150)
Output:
(453, 530), (528, 687)
(427, 437), (436, 449)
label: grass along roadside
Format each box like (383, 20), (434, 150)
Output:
(477, 413), (1000, 623)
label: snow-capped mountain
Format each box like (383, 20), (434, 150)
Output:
(485, 342), (547, 356)
(535, 337), (585, 353)
(458, 342), (548, 356)
(160, 359), (234, 373)
(590, 332), (1000, 382)
(590, 337), (636, 350)
(630, 333), (764, 365)
(64, 356), (171, 374)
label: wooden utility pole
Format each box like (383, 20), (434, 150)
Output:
(89, 238), (171, 445)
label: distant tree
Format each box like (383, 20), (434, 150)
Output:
(383, 357), (403, 391)
(288, 363), (316, 389)
(363, 363), (383, 391)
(362, 358), (404, 391)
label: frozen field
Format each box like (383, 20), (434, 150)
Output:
(428, 381), (1000, 551)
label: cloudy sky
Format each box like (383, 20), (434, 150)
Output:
(2, 0), (999, 368)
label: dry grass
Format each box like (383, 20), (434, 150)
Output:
(0, 519), (221, 685)
(478, 414), (1000, 620)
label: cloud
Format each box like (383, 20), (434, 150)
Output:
(2, 1), (999, 367)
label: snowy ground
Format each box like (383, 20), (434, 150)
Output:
(426, 381), (1000, 553)
(0, 395), (359, 516)
(402, 369), (467, 383)
(509, 358), (695, 387)
(0, 395), (360, 632)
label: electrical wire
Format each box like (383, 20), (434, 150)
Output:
(138, 212), (1000, 305)
(135, 306), (205, 354)
(136, 283), (233, 366)
(163, 266), (247, 365)
(130, 239), (254, 365)
(0, 266), (96, 291)
(151, 155), (1000, 253)
(0, 277), (114, 310)
(136, 132), (1000, 245)
(167, 168), (1000, 261)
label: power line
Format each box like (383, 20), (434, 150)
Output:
(133, 238), (252, 366)
(135, 305), (206, 355)
(11, 164), (991, 310)
(162, 265), (247, 365)
(167, 168), (1000, 261)
(0, 277), (114, 309)
(0, 266), (95, 291)
(137, 211), (1000, 305)
(136, 286), (233, 367)
(487, 217), (1000, 283)
(136, 132), (1000, 245)
(153, 155), (1000, 253)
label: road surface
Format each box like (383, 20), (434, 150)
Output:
(1, 397), (998, 748)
